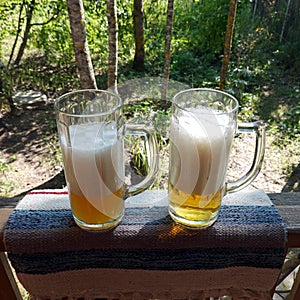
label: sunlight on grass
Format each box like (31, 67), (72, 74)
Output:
(0, 157), (15, 197)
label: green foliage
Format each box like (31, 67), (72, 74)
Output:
(5, 56), (79, 96)
(267, 92), (300, 145)
(170, 49), (218, 87)
(144, 0), (167, 61)
(173, 0), (228, 56)
(129, 137), (150, 177)
(31, 3), (73, 60)
(276, 40), (300, 72)
(0, 155), (15, 196)
(280, 103), (300, 139)
(117, 0), (135, 61)
(84, 0), (108, 64)
(0, 0), (299, 148)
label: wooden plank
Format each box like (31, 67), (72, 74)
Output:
(276, 206), (300, 233)
(0, 208), (14, 251)
(268, 192), (300, 204)
(0, 197), (22, 208)
(268, 193), (300, 248)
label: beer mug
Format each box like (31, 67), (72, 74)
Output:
(168, 88), (265, 228)
(55, 90), (159, 231)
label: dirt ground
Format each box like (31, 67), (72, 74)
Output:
(0, 99), (299, 198)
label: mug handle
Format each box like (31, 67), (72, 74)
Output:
(226, 121), (266, 193)
(124, 124), (159, 197)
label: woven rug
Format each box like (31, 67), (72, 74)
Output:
(4, 189), (287, 300)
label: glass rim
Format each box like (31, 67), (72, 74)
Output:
(54, 89), (122, 117)
(173, 88), (239, 115)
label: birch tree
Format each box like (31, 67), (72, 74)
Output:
(8, 1), (25, 66)
(133, 0), (145, 71)
(161, 0), (174, 106)
(219, 0), (238, 90)
(106, 0), (118, 89)
(280, 0), (293, 43)
(66, 0), (97, 89)
(14, 0), (35, 66)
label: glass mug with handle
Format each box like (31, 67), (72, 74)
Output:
(168, 88), (266, 229)
(55, 89), (159, 231)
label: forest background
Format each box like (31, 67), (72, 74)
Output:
(0, 0), (299, 198)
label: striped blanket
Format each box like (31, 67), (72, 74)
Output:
(4, 189), (287, 300)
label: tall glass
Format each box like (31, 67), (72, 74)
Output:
(168, 88), (265, 229)
(55, 90), (159, 231)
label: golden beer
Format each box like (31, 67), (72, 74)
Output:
(168, 183), (224, 228)
(70, 187), (124, 230)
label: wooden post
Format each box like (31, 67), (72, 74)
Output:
(287, 265), (300, 300)
(0, 253), (22, 300)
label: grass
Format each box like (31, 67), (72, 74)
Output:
(0, 155), (15, 196)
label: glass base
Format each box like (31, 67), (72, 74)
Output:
(73, 214), (123, 232)
(168, 207), (219, 229)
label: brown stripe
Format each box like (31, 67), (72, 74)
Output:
(18, 267), (277, 300)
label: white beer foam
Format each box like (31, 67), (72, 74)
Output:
(63, 123), (124, 218)
(170, 108), (234, 207)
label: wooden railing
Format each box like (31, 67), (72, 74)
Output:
(0, 192), (299, 300)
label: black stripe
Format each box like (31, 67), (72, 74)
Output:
(8, 247), (286, 274)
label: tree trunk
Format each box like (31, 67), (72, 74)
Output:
(219, 0), (238, 90)
(280, 0), (291, 43)
(280, 0), (300, 43)
(133, 0), (145, 71)
(107, 0), (118, 90)
(161, 0), (174, 106)
(252, 0), (258, 18)
(14, 0), (35, 66)
(66, 0), (97, 89)
(8, 1), (24, 67)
